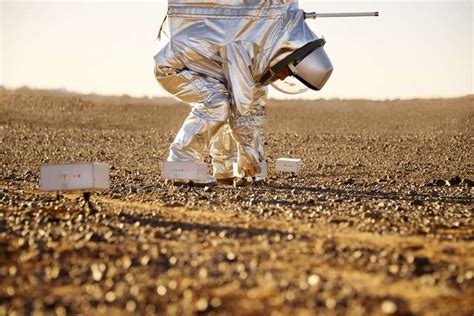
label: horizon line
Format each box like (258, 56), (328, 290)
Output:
(1, 85), (473, 103)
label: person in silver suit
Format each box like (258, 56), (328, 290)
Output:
(154, 0), (332, 185)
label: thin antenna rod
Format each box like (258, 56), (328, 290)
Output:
(304, 12), (379, 19)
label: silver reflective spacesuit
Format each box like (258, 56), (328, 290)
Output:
(154, 0), (324, 182)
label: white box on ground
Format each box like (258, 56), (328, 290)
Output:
(233, 161), (268, 179)
(40, 162), (110, 191)
(162, 161), (208, 181)
(276, 158), (302, 173)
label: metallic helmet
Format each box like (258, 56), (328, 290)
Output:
(261, 38), (333, 91)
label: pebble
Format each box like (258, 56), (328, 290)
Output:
(307, 274), (320, 286)
(226, 252), (237, 262)
(157, 286), (167, 296)
(381, 300), (398, 314)
(196, 298), (209, 311)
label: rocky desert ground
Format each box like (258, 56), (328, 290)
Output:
(0, 89), (473, 315)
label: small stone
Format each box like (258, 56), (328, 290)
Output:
(409, 256), (432, 276)
(85, 232), (105, 242)
(226, 252), (237, 261)
(105, 291), (116, 302)
(447, 176), (461, 186)
(9, 266), (17, 276)
(381, 300), (398, 314)
(210, 297), (222, 308)
(307, 274), (320, 286)
(196, 298), (209, 311)
(126, 300), (137, 312)
(122, 256), (132, 269)
(55, 306), (67, 316)
(91, 264), (104, 281)
(157, 285), (167, 296)
(388, 265), (399, 274)
(325, 298), (337, 309)
(140, 255), (150, 266)
(169, 256), (177, 265)
(343, 178), (355, 185)
(168, 280), (178, 289)
(432, 179), (447, 186)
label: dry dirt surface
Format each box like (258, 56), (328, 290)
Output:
(0, 90), (473, 315)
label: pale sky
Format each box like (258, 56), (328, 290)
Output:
(1, 0), (473, 100)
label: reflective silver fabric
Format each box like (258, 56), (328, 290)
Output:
(154, 0), (317, 178)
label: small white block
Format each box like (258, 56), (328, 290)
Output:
(276, 158), (302, 173)
(40, 162), (110, 191)
(162, 161), (208, 181)
(233, 161), (268, 179)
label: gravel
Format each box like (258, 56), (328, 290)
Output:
(0, 91), (473, 315)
